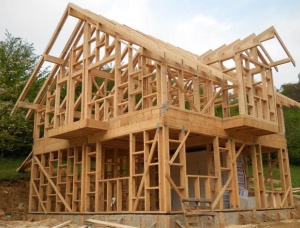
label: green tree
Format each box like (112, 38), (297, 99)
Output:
(0, 31), (46, 157)
(279, 81), (300, 165)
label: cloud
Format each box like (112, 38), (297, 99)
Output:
(166, 14), (233, 55)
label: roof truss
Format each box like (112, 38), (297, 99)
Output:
(12, 3), (300, 119)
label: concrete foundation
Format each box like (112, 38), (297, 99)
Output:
(25, 208), (300, 227)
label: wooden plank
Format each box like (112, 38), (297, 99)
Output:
(175, 220), (185, 228)
(160, 126), (171, 212)
(16, 150), (33, 172)
(232, 142), (246, 164)
(186, 211), (216, 216)
(165, 174), (185, 199)
(182, 198), (212, 203)
(178, 130), (188, 208)
(86, 219), (138, 228)
(200, 89), (221, 114)
(213, 137), (222, 209)
(17, 101), (41, 110)
(277, 211), (288, 220)
(280, 186), (292, 208)
(235, 54), (247, 115)
(52, 221), (72, 228)
(264, 157), (279, 183)
(169, 130), (190, 164)
(276, 92), (300, 108)
(230, 139), (239, 209)
(44, 54), (65, 65)
(211, 174), (233, 210)
(274, 29), (296, 66)
(251, 145), (261, 208)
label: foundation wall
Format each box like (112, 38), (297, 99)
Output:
(26, 208), (300, 227)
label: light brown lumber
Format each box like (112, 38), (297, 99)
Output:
(211, 174), (233, 210)
(34, 156), (72, 212)
(169, 130), (190, 164)
(11, 5), (70, 115)
(175, 219), (185, 228)
(52, 220), (72, 228)
(165, 174), (185, 199)
(31, 179), (47, 213)
(16, 150), (33, 172)
(280, 186), (292, 207)
(132, 131), (158, 210)
(86, 219), (138, 228)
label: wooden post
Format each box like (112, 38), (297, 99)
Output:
(160, 126), (170, 212)
(114, 37), (122, 117)
(213, 136), (223, 209)
(82, 21), (91, 119)
(95, 142), (102, 211)
(81, 145), (87, 212)
(234, 54), (246, 116)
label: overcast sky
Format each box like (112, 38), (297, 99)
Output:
(1, 0), (299, 88)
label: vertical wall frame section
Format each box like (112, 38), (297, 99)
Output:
(278, 148), (293, 208)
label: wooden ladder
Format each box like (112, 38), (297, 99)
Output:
(181, 198), (216, 228)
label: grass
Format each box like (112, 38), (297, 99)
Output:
(245, 163), (300, 189)
(290, 164), (300, 187)
(0, 157), (30, 180)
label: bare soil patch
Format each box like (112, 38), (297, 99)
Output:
(0, 179), (29, 221)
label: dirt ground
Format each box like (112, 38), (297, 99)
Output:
(0, 179), (29, 221)
(1, 180), (300, 227)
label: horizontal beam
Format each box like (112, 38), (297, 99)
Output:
(44, 54), (66, 65)
(17, 101), (45, 110)
(276, 92), (300, 108)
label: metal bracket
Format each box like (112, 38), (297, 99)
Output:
(181, 126), (185, 133)
(157, 122), (160, 133)
(165, 101), (169, 111)
(160, 104), (164, 116)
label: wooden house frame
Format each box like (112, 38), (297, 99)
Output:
(13, 3), (300, 226)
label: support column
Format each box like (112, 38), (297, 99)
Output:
(251, 144), (266, 208)
(213, 136), (223, 209)
(82, 21), (92, 119)
(95, 142), (102, 211)
(234, 54), (247, 116)
(159, 126), (170, 212)
(251, 145), (260, 208)
(114, 37), (122, 117)
(80, 144), (87, 212)
(129, 133), (135, 212)
(230, 139), (240, 209)
(157, 64), (168, 110)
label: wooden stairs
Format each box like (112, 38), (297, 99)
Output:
(181, 198), (216, 227)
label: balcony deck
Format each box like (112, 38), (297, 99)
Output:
(48, 118), (108, 139)
(223, 115), (279, 136)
